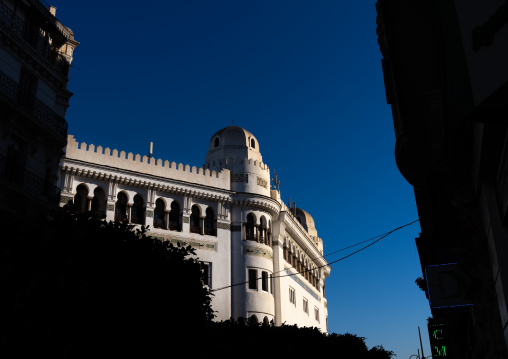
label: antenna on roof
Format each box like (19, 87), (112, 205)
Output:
(148, 142), (153, 159)
(272, 170), (280, 191)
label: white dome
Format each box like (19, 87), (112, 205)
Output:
(205, 126), (263, 167)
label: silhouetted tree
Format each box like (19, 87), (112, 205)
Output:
(0, 203), (213, 357)
(0, 204), (395, 358)
(202, 319), (395, 358)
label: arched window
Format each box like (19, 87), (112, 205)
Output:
(168, 200), (181, 231)
(131, 194), (145, 225)
(249, 315), (259, 325)
(154, 198), (166, 229)
(246, 213), (255, 241)
(204, 207), (216, 236)
(214, 137), (220, 148)
(91, 187), (106, 217)
(259, 216), (267, 244)
(74, 184), (89, 213)
(251, 139), (255, 148)
(284, 241), (290, 262)
(115, 192), (128, 222)
(190, 205), (201, 234)
(263, 316), (270, 326)
(268, 220), (272, 246)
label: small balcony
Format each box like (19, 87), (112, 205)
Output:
(0, 1), (70, 77)
(0, 70), (68, 138)
(0, 154), (61, 206)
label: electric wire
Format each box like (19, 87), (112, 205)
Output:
(210, 218), (419, 293)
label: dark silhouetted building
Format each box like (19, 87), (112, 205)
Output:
(377, 1), (508, 358)
(0, 0), (77, 214)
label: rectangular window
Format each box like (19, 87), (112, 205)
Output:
(248, 269), (257, 290)
(315, 307), (320, 322)
(18, 68), (38, 111)
(261, 271), (268, 292)
(303, 298), (309, 314)
(289, 287), (295, 305)
(201, 262), (211, 288)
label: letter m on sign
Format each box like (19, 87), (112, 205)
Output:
(433, 345), (447, 356)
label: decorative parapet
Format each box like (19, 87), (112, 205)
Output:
(232, 197), (280, 218)
(150, 234), (216, 252)
(242, 245), (273, 260)
(65, 135), (231, 191)
(217, 222), (231, 231)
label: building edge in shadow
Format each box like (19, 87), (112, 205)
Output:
(377, 1), (508, 358)
(0, 0), (78, 215)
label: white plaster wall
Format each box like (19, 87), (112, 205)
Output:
(224, 157), (271, 196)
(230, 204), (275, 319)
(279, 267), (327, 332)
(230, 224), (245, 319)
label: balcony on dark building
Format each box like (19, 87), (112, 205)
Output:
(0, 70), (68, 138)
(0, 0), (71, 77)
(0, 153), (61, 206)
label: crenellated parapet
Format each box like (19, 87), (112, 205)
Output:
(65, 135), (231, 190)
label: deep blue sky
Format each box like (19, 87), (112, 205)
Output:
(52, 1), (431, 357)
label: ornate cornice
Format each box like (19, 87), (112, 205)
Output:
(60, 161), (233, 204)
(232, 194), (281, 217)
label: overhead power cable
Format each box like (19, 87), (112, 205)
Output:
(210, 218), (419, 293)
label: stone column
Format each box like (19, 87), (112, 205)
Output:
(182, 214), (190, 233)
(145, 207), (153, 228)
(106, 202), (115, 222)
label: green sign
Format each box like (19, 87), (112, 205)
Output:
(428, 323), (450, 357)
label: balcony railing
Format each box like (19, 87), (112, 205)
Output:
(0, 1), (70, 76)
(204, 228), (216, 236)
(153, 218), (166, 229)
(0, 70), (68, 137)
(0, 154), (61, 206)
(190, 225), (201, 234)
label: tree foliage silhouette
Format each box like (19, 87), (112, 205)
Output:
(0, 204), (213, 356)
(203, 319), (395, 358)
(1, 204), (395, 358)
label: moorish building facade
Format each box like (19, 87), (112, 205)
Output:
(59, 125), (331, 330)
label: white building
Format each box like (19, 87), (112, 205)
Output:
(59, 125), (331, 331)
